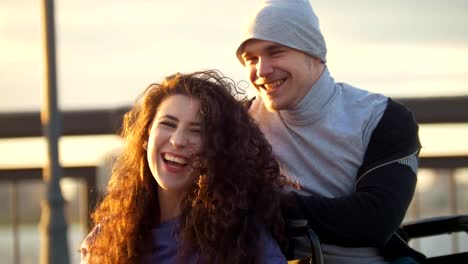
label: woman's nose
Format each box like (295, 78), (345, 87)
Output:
(169, 129), (188, 148)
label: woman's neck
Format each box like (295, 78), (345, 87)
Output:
(158, 188), (183, 223)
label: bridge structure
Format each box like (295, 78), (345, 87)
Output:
(0, 95), (467, 262)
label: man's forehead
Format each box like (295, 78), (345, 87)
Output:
(241, 39), (287, 55)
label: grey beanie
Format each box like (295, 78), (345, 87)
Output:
(236, 0), (327, 64)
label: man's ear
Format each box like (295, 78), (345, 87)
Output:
(143, 141), (148, 150)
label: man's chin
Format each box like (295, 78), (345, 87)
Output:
(264, 100), (282, 112)
(259, 93), (285, 111)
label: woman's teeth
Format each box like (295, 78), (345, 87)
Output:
(163, 153), (188, 166)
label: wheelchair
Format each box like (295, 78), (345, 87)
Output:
(285, 215), (468, 264)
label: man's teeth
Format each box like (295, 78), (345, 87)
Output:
(264, 80), (283, 89)
(164, 154), (188, 165)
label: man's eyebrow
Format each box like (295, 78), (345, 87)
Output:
(265, 44), (284, 52)
(242, 43), (285, 58)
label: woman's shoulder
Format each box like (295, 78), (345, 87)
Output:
(80, 224), (101, 264)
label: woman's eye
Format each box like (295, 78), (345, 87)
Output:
(160, 121), (176, 128)
(190, 128), (201, 134)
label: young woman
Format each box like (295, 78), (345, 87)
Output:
(80, 70), (288, 263)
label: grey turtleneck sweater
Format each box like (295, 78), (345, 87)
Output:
(249, 67), (420, 263)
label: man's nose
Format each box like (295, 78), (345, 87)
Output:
(256, 58), (273, 78)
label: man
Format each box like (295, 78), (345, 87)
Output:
(236, 0), (423, 263)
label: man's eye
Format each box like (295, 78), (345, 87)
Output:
(271, 50), (284, 57)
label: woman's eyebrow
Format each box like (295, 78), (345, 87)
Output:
(160, 115), (200, 126)
(159, 115), (178, 121)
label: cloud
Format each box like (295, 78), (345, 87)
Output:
(1, 0), (467, 112)
(315, 0), (468, 44)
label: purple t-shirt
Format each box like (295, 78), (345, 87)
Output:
(81, 218), (286, 263)
(140, 218), (286, 264)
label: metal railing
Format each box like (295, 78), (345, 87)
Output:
(0, 167), (97, 264)
(1, 96), (467, 262)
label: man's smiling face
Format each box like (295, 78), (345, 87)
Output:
(241, 39), (324, 111)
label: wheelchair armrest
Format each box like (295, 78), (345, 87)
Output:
(287, 219), (310, 236)
(402, 214), (468, 240)
(286, 219), (324, 264)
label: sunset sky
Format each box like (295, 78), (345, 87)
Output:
(1, 0), (468, 167)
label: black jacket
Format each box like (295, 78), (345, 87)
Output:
(290, 98), (425, 262)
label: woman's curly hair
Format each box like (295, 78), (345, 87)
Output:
(87, 70), (288, 263)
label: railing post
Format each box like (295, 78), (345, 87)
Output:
(448, 170), (459, 253)
(38, 0), (70, 263)
(11, 181), (20, 264)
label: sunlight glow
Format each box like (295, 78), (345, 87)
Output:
(0, 135), (122, 168)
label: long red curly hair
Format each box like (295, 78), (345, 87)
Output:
(87, 70), (288, 263)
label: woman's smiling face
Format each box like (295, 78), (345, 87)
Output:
(146, 94), (202, 195)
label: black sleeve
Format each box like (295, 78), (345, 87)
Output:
(290, 98), (421, 247)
